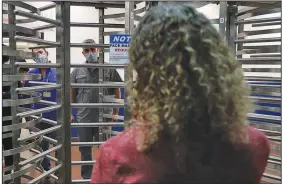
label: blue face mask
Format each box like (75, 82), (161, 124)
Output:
(35, 54), (47, 63)
(85, 53), (98, 63)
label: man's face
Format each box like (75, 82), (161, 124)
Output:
(33, 48), (48, 62)
(82, 47), (98, 56)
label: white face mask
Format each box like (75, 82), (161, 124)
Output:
(85, 53), (98, 63)
(35, 54), (47, 63)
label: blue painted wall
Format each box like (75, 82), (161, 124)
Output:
(71, 88), (125, 137)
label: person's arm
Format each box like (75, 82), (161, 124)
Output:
(111, 69), (123, 121)
(70, 69), (77, 121)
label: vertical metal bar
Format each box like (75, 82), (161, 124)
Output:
(124, 2), (135, 122)
(56, 2), (71, 183)
(219, 2), (228, 41)
(8, 4), (21, 184)
(98, 8), (105, 141)
(227, 4), (238, 56)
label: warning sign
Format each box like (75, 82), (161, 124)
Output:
(109, 34), (131, 64)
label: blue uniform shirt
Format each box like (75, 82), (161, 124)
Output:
(26, 68), (57, 120)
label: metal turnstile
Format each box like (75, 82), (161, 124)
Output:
(2, 1), (281, 184)
(223, 2), (281, 183)
(3, 2), (70, 183)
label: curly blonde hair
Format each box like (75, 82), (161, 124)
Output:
(126, 3), (250, 172)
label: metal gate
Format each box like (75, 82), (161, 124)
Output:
(2, 1), (281, 184)
(222, 2), (281, 183)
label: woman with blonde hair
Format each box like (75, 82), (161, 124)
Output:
(91, 3), (269, 184)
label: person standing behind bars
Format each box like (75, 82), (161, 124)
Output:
(70, 39), (122, 179)
(24, 48), (58, 180)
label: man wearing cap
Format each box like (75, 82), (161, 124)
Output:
(25, 48), (58, 178)
(70, 39), (122, 179)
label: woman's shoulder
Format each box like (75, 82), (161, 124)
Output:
(100, 125), (139, 153)
(247, 125), (270, 150)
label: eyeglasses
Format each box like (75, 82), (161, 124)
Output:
(84, 48), (97, 53)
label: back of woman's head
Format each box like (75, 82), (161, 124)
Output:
(128, 3), (253, 183)
(129, 3), (249, 148)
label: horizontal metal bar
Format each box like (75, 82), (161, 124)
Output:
(16, 84), (61, 93)
(238, 57), (281, 62)
(28, 81), (52, 85)
(247, 113), (281, 122)
(235, 38), (281, 44)
(39, 100), (57, 106)
(71, 122), (124, 127)
(70, 83), (124, 88)
(269, 156), (281, 162)
(267, 136), (281, 142)
(18, 125), (62, 142)
(43, 135), (58, 144)
(71, 160), (96, 165)
(71, 103), (124, 108)
(71, 22), (125, 28)
(14, 10), (61, 26)
(30, 115), (58, 126)
(71, 63), (126, 69)
(252, 21), (281, 27)
(71, 179), (90, 183)
(262, 173), (281, 181)
(71, 43), (109, 48)
(19, 145), (61, 166)
(28, 45), (57, 49)
(3, 23), (37, 37)
(103, 31), (124, 36)
(70, 2), (125, 8)
(249, 96), (281, 103)
(3, 47), (35, 59)
(15, 36), (61, 47)
(3, 74), (41, 82)
(27, 164), (62, 184)
(6, 1), (38, 13)
(33, 24), (56, 31)
(268, 159), (281, 165)
(30, 148), (58, 162)
(248, 83), (280, 88)
(38, 3), (56, 11)
(250, 53), (281, 58)
(71, 142), (104, 146)
(17, 105), (61, 118)
(16, 62), (61, 68)
(235, 17), (281, 25)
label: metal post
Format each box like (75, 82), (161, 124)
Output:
(219, 2), (228, 41)
(55, 2), (71, 183)
(8, 3), (21, 184)
(227, 4), (237, 56)
(124, 2), (135, 122)
(98, 8), (105, 141)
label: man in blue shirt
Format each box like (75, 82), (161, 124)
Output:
(25, 48), (57, 175)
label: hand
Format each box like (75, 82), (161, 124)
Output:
(112, 114), (118, 122)
(70, 114), (75, 123)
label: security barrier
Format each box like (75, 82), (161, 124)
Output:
(2, 1), (281, 183)
(224, 2), (281, 183)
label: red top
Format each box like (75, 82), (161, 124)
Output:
(91, 125), (270, 184)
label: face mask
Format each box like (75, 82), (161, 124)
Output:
(85, 53), (98, 63)
(35, 54), (47, 63)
